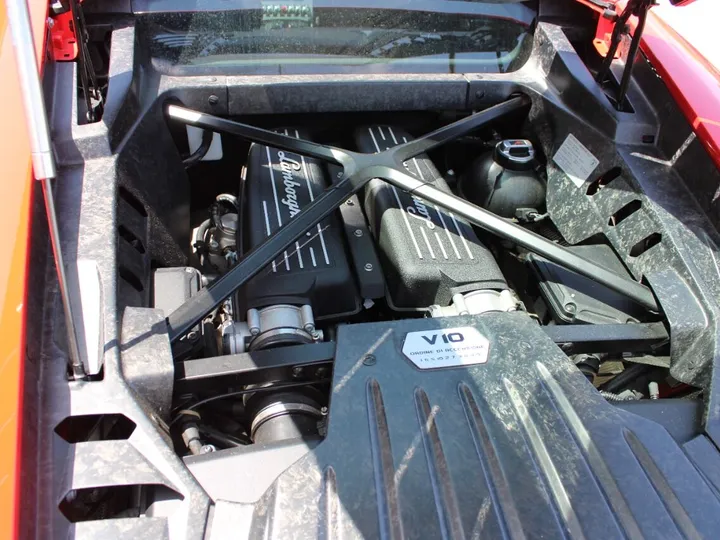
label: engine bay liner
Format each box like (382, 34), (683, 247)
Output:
(25, 1), (720, 538)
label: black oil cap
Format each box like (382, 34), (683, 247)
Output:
(493, 139), (536, 171)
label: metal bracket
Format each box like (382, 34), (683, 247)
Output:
(166, 96), (659, 343)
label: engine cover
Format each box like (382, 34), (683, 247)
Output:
(188, 313), (720, 538)
(240, 128), (359, 320)
(355, 126), (507, 310)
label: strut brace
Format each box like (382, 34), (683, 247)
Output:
(166, 97), (659, 342)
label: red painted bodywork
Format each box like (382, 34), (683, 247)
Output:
(0, 1), (48, 538)
(0, 1), (716, 538)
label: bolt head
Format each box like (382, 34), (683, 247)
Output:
(362, 354), (376, 366)
(364, 263), (373, 272)
(292, 366), (303, 377)
(201, 445), (216, 454)
(354, 229), (363, 237)
(208, 95), (219, 105)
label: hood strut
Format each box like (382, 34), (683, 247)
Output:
(595, 0), (655, 109)
(6, 0), (86, 379)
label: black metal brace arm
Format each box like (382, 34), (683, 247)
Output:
(165, 96), (659, 343)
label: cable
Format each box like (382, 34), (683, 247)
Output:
(170, 379), (330, 426)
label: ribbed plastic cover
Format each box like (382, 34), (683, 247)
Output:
(226, 313), (720, 539)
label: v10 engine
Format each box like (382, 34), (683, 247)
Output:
(239, 128), (360, 321)
(355, 125), (509, 310)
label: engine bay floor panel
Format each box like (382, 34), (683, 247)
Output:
(230, 313), (720, 539)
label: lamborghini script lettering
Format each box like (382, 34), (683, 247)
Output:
(406, 195), (436, 229)
(277, 151), (303, 217)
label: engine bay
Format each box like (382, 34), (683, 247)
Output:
(27, 1), (720, 537)
(161, 105), (674, 456)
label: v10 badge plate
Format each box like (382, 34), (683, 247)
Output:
(401, 327), (490, 370)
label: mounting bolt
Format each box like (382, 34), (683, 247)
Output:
(364, 263), (373, 272)
(187, 330), (199, 341)
(564, 302), (577, 316)
(208, 94), (219, 106)
(320, 406), (329, 416)
(475, 90), (485, 100)
(201, 445), (216, 454)
(354, 229), (363, 237)
(362, 354), (376, 366)
(316, 366), (328, 378)
(602, 8), (618, 21)
(292, 366), (303, 378)
(346, 198), (354, 205)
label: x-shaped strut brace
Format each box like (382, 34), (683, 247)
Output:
(165, 95), (658, 343)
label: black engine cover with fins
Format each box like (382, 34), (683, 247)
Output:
(355, 125), (507, 310)
(240, 128), (359, 319)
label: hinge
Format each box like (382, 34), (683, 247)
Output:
(49, 10), (78, 61)
(49, 0), (103, 121)
(594, 8), (624, 58)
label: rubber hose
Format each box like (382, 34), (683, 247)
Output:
(193, 218), (212, 249)
(598, 363), (650, 393)
(183, 129), (213, 168)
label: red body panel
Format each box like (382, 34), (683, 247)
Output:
(0, 0), (47, 538)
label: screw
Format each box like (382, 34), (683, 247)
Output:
(208, 95), (219, 106)
(249, 326), (260, 336)
(564, 302), (577, 315)
(320, 406), (329, 416)
(201, 445), (216, 454)
(292, 366), (303, 378)
(187, 330), (199, 341)
(346, 198), (354, 205)
(337, 172), (344, 179)
(475, 90), (485, 100)
(362, 354), (376, 366)
(354, 229), (363, 237)
(364, 263), (373, 272)
(185, 267), (195, 273)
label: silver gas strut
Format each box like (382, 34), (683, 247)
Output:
(5, 0), (86, 378)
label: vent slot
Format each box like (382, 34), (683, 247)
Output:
(629, 233), (662, 257)
(118, 186), (148, 218)
(608, 200), (642, 227)
(59, 485), (183, 523)
(55, 414), (136, 443)
(118, 225), (146, 254)
(119, 266), (144, 293)
(586, 167), (622, 196)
